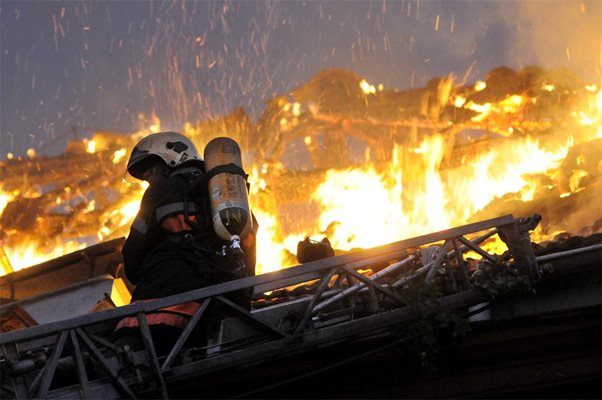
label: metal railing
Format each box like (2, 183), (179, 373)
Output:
(0, 214), (540, 399)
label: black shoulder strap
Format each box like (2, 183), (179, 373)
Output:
(205, 163), (248, 181)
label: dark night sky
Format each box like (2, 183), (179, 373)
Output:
(1, 0), (600, 159)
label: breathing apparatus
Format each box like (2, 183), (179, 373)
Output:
(125, 132), (253, 261)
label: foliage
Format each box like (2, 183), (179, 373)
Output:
(471, 261), (534, 299)
(395, 279), (471, 374)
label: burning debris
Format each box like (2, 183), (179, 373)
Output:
(0, 65), (601, 275)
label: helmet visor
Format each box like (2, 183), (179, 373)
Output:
(124, 154), (164, 182)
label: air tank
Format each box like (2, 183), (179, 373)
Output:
(204, 137), (253, 245)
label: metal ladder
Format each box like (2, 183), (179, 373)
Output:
(0, 214), (541, 399)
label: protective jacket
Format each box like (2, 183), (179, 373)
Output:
(121, 164), (257, 306)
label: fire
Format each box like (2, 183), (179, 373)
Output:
(596, 90), (602, 138)
(359, 79), (377, 95)
(464, 101), (492, 122)
(112, 148), (128, 164)
(85, 139), (96, 154)
(1, 72), (601, 278)
(253, 209), (289, 275)
(462, 94), (525, 125)
(301, 133), (569, 254)
(0, 191), (14, 216)
(474, 81), (486, 91)
(4, 241), (83, 273)
(311, 167), (406, 250)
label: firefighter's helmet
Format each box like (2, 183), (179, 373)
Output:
(126, 132), (203, 180)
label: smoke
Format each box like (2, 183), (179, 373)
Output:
(501, 0), (601, 82)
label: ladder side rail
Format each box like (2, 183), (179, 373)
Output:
(162, 214), (538, 388)
(164, 288), (490, 384)
(391, 227), (500, 290)
(214, 296), (290, 339)
(253, 214), (514, 294)
(2, 320), (117, 357)
(0, 215), (520, 399)
(0, 214), (515, 347)
(452, 238), (472, 287)
(158, 217), (517, 380)
(162, 220), (524, 382)
(314, 224), (504, 313)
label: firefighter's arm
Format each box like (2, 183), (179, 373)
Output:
(121, 225), (147, 284)
(121, 184), (164, 283)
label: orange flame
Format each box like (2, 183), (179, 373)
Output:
(1, 81), (601, 277)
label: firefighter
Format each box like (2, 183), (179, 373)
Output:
(113, 131), (257, 356)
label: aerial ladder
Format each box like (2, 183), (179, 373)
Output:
(0, 214), (568, 399)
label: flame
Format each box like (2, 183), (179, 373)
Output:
(1, 80), (601, 277)
(454, 95), (467, 108)
(253, 209), (291, 275)
(474, 81), (486, 91)
(0, 190), (14, 216)
(568, 169), (589, 193)
(311, 167), (406, 250)
(359, 79), (377, 95)
(6, 241), (84, 272)
(464, 101), (492, 122)
(462, 94), (525, 125)
(302, 134), (570, 253)
(112, 148), (127, 164)
(596, 90), (602, 138)
(85, 139), (96, 154)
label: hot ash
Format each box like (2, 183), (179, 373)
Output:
(1, 66), (601, 276)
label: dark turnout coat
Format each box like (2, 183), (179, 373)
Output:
(121, 165), (257, 304)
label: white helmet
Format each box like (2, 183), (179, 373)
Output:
(126, 132), (203, 180)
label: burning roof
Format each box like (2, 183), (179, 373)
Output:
(0, 65), (601, 275)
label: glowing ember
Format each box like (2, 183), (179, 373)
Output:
(359, 79), (377, 95)
(474, 81), (487, 91)
(85, 139), (96, 154)
(112, 148), (128, 164)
